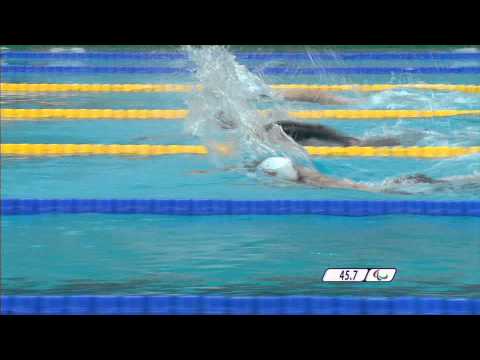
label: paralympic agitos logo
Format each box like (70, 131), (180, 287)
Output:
(372, 269), (390, 281)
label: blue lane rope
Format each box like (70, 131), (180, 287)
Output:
(2, 51), (480, 61)
(1, 295), (479, 314)
(2, 200), (480, 216)
(2, 65), (480, 75)
(268, 67), (480, 75)
(1, 66), (192, 74)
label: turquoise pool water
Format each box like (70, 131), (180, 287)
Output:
(1, 45), (479, 297)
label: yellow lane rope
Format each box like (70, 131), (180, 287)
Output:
(0, 83), (200, 93)
(2, 83), (480, 93)
(1, 109), (189, 120)
(273, 84), (480, 93)
(2, 144), (479, 158)
(2, 109), (480, 120)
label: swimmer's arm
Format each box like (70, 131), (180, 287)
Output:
(275, 89), (357, 105)
(190, 164), (254, 175)
(298, 168), (413, 194)
(190, 167), (233, 175)
(297, 167), (383, 193)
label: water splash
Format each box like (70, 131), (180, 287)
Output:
(364, 88), (480, 110)
(378, 166), (480, 196)
(181, 46), (479, 195)
(183, 45), (314, 174)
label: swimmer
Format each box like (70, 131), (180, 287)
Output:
(140, 88), (403, 146)
(255, 157), (478, 194)
(263, 88), (404, 146)
(265, 120), (402, 147)
(256, 156), (381, 193)
(217, 112), (403, 147)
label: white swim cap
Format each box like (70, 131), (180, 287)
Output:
(257, 157), (299, 181)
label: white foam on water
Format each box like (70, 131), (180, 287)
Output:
(364, 88), (480, 110)
(183, 45), (314, 174)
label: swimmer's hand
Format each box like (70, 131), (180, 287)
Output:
(215, 144), (234, 156)
(191, 170), (209, 174)
(130, 136), (164, 143)
(381, 188), (413, 195)
(132, 136), (152, 142)
(190, 166), (239, 175)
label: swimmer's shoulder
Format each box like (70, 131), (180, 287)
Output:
(296, 166), (330, 184)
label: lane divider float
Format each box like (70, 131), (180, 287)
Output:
(2, 109), (480, 120)
(2, 144), (479, 158)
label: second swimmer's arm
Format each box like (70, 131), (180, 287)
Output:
(276, 89), (355, 105)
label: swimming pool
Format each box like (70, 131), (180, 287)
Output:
(1, 45), (479, 311)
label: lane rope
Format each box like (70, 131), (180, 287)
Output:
(2, 295), (479, 314)
(2, 199), (480, 217)
(3, 109), (480, 120)
(3, 83), (480, 93)
(3, 65), (480, 75)
(2, 51), (480, 61)
(2, 144), (479, 158)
